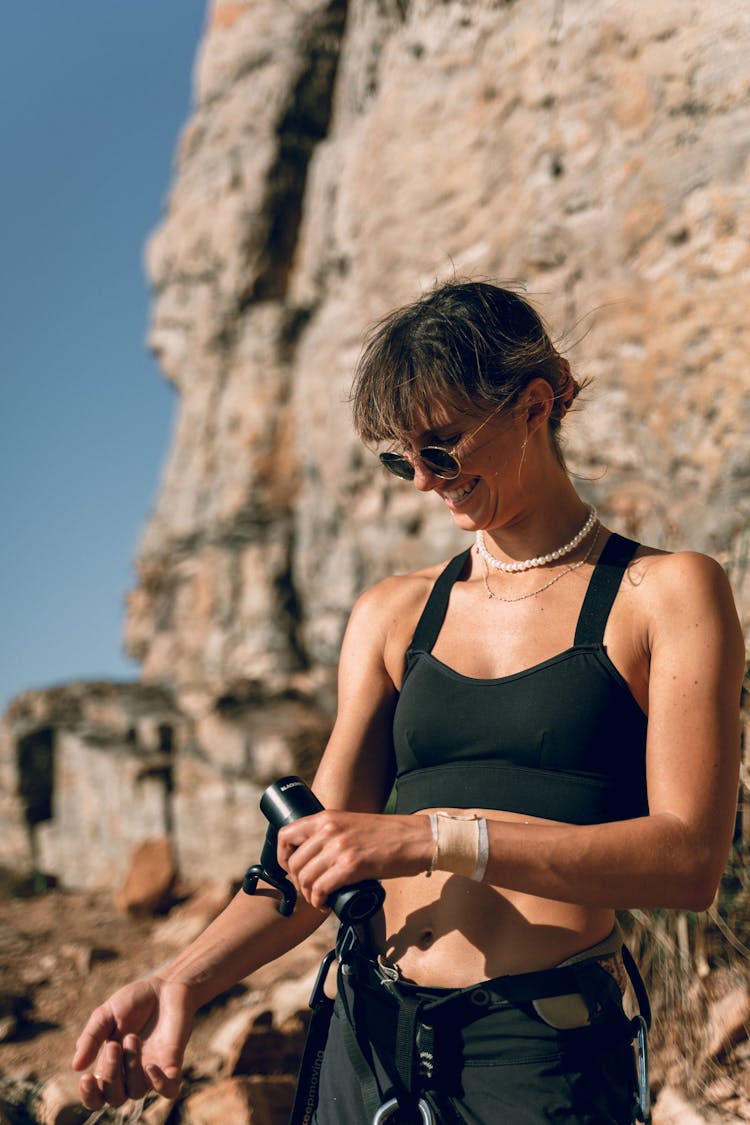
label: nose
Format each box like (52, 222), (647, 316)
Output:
(411, 459), (441, 492)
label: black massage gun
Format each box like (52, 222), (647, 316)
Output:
(242, 775), (385, 925)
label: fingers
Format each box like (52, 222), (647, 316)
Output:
(72, 1003), (117, 1070)
(79, 1072), (105, 1112)
(276, 813), (320, 869)
(145, 1061), (183, 1101)
(123, 1034), (150, 1101)
(140, 1002), (189, 1100)
(280, 815), (364, 910)
(90, 1039), (128, 1109)
(293, 851), (344, 910)
(79, 1035), (159, 1110)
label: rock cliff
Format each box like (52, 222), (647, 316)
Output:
(2, 0), (749, 886)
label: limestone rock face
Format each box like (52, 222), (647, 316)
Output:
(2, 0), (749, 887)
(131, 0), (750, 707)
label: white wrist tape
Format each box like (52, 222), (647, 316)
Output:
(426, 812), (489, 881)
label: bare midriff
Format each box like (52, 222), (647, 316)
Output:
(368, 806), (614, 988)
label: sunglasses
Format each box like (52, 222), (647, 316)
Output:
(379, 407), (503, 481)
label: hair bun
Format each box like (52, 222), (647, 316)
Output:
(557, 360), (576, 414)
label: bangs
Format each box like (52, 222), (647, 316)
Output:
(356, 356), (485, 445)
(350, 281), (559, 445)
(352, 313), (498, 444)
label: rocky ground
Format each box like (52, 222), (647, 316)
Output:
(0, 879), (336, 1124)
(3, 880), (750, 1124)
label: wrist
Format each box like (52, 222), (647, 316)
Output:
(152, 963), (219, 1015)
(425, 812), (489, 881)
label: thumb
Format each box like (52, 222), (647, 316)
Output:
(146, 1062), (183, 1100)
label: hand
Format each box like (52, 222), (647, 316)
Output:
(277, 811), (432, 911)
(72, 976), (196, 1109)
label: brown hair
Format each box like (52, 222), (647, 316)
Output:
(351, 280), (582, 464)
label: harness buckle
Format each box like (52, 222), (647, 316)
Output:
(372, 1095), (435, 1124)
(336, 924), (357, 965)
(308, 948), (336, 1011)
(416, 1022), (435, 1079)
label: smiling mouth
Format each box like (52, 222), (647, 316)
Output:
(441, 479), (478, 505)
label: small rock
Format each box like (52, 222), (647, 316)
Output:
(19, 964), (50, 987)
(154, 881), (233, 946)
(651, 1085), (710, 1124)
(702, 1073), (736, 1102)
(58, 943), (115, 974)
(225, 1009), (306, 1077)
(705, 983), (750, 1060)
(59, 943), (94, 974)
(0, 1071), (36, 1123)
(141, 1094), (179, 1125)
(266, 965), (319, 1024)
(115, 837), (178, 917)
(37, 1072), (90, 1125)
(734, 1064), (750, 1098)
(207, 1002), (267, 1064)
(0, 990), (33, 1043)
(183, 1075), (295, 1125)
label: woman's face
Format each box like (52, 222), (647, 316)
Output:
(396, 401), (529, 533)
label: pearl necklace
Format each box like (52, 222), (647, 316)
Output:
(475, 506), (597, 573)
(479, 524), (601, 602)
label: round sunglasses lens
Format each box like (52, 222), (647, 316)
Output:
(379, 453), (415, 480)
(419, 447), (460, 478)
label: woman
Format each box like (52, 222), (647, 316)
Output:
(74, 282), (744, 1123)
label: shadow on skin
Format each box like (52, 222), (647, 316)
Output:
(372, 876), (586, 979)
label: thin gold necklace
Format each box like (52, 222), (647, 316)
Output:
(478, 523), (601, 602)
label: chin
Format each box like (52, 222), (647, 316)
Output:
(447, 508), (484, 532)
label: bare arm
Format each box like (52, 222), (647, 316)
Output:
(73, 579), (405, 1107)
(72, 892), (325, 1107)
(479, 552), (743, 909)
(281, 553), (744, 913)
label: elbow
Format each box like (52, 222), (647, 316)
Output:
(677, 880), (717, 914)
(654, 816), (727, 912)
(669, 855), (723, 913)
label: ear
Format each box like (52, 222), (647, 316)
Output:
(521, 378), (554, 435)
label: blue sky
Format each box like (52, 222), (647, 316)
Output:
(0, 2), (207, 712)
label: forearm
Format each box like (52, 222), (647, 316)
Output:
(485, 812), (722, 911)
(154, 889), (326, 1010)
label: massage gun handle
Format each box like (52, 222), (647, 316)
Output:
(244, 776), (386, 924)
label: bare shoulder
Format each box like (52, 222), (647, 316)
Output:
(627, 545), (736, 602)
(346, 558), (455, 686)
(350, 558), (451, 627)
(626, 545), (743, 646)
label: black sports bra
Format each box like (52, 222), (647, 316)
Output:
(392, 533), (649, 825)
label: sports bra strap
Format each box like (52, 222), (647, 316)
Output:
(573, 532), (640, 645)
(408, 533), (640, 656)
(410, 547), (472, 654)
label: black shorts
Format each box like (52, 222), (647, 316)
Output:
(312, 968), (639, 1124)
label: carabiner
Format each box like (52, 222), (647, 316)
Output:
(372, 1095), (435, 1124)
(632, 1013), (651, 1124)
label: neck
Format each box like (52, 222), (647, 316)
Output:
(482, 487), (593, 567)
